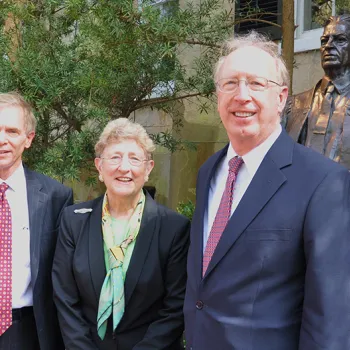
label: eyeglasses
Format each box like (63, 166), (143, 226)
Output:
(216, 77), (283, 94)
(100, 155), (149, 167)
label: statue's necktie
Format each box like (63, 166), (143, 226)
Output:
(202, 156), (243, 277)
(310, 83), (335, 154)
(0, 183), (12, 336)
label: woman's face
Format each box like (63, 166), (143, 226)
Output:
(95, 139), (154, 201)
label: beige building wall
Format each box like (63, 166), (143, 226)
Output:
(293, 49), (324, 94)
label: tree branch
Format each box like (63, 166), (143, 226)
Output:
(52, 103), (82, 132)
(135, 91), (214, 110)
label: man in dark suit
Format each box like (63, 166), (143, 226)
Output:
(285, 15), (350, 167)
(0, 92), (73, 350)
(184, 31), (350, 350)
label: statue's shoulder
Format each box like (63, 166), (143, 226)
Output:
(291, 86), (316, 107)
(284, 81), (321, 141)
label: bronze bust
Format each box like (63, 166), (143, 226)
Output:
(284, 14), (350, 167)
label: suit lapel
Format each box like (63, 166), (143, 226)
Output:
(25, 168), (48, 287)
(124, 192), (158, 306)
(88, 193), (159, 305)
(203, 131), (294, 279)
(88, 196), (106, 303)
(286, 87), (314, 142)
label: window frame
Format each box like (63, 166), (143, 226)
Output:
(234, 0), (282, 40)
(294, 0), (336, 52)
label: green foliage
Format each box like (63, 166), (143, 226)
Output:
(177, 199), (195, 220)
(311, 0), (350, 26)
(0, 0), (253, 181)
(335, 0), (350, 17)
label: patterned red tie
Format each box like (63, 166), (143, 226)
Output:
(202, 156), (243, 277)
(0, 183), (12, 336)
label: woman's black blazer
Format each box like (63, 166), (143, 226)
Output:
(52, 191), (190, 350)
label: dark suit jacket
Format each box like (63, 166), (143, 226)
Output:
(184, 130), (350, 350)
(52, 191), (190, 350)
(25, 167), (73, 350)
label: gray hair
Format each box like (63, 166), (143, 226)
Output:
(95, 118), (156, 158)
(0, 92), (36, 134)
(214, 31), (290, 88)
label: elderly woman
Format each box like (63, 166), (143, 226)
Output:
(52, 118), (190, 350)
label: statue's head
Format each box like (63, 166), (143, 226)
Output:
(321, 14), (350, 73)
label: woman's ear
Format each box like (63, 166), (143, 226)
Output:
(94, 158), (103, 181)
(145, 160), (155, 181)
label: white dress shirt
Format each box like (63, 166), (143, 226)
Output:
(1, 163), (33, 308)
(203, 125), (282, 251)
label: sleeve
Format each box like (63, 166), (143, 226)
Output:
(57, 188), (74, 224)
(132, 216), (191, 350)
(52, 208), (99, 350)
(299, 168), (350, 350)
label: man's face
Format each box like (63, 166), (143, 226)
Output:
(217, 47), (288, 154)
(321, 22), (350, 70)
(0, 106), (35, 179)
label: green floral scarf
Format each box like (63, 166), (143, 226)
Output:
(97, 190), (145, 340)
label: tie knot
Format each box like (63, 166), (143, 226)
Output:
(228, 156), (244, 176)
(0, 182), (9, 194)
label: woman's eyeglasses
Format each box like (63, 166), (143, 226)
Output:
(100, 155), (149, 167)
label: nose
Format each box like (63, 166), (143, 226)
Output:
(0, 130), (8, 144)
(234, 80), (252, 102)
(324, 37), (335, 49)
(118, 155), (131, 171)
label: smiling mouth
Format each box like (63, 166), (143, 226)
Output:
(234, 112), (255, 118)
(0, 150), (9, 154)
(116, 177), (132, 183)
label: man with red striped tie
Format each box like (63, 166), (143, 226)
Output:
(0, 92), (73, 350)
(184, 31), (350, 350)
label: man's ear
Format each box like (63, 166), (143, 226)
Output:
(277, 86), (289, 115)
(25, 132), (35, 149)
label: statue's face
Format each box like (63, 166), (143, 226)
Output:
(320, 22), (350, 70)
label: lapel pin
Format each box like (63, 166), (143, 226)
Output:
(74, 208), (93, 214)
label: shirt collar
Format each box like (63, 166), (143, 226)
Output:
(320, 76), (333, 95)
(320, 76), (350, 95)
(0, 163), (26, 192)
(226, 124), (282, 178)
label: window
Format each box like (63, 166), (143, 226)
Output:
(149, 0), (177, 16)
(138, 0), (178, 98)
(295, 0), (335, 52)
(234, 0), (336, 52)
(235, 0), (282, 40)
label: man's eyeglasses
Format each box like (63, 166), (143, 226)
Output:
(100, 155), (149, 167)
(216, 77), (283, 94)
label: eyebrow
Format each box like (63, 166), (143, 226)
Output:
(321, 33), (348, 39)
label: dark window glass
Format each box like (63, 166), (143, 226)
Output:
(235, 0), (282, 40)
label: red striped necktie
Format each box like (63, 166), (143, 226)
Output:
(202, 156), (244, 277)
(0, 183), (12, 336)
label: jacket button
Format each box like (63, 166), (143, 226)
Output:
(196, 300), (204, 310)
